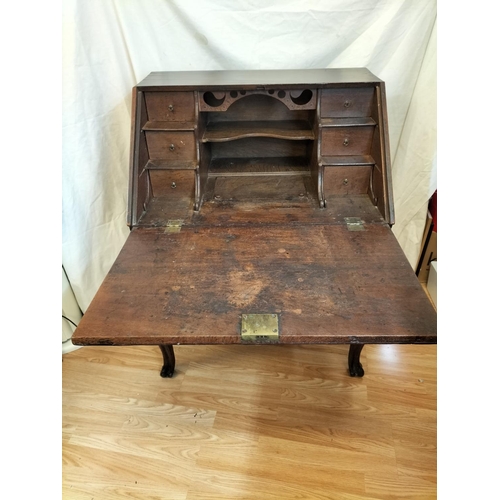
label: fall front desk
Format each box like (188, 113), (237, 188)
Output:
(72, 69), (437, 378)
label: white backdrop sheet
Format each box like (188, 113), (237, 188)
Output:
(62, 0), (437, 311)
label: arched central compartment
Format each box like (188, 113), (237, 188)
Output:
(200, 88), (316, 112)
(199, 94), (317, 203)
(203, 94), (315, 142)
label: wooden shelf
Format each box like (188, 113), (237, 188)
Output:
(202, 121), (314, 143)
(208, 157), (310, 177)
(142, 121), (195, 131)
(145, 159), (198, 170)
(320, 117), (376, 128)
(321, 155), (375, 166)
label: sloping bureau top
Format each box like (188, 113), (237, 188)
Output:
(136, 68), (382, 90)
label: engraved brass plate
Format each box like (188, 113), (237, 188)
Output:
(241, 314), (279, 342)
(344, 217), (365, 231)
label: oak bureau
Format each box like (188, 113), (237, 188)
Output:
(72, 69), (437, 378)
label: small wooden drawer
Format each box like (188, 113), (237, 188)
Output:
(321, 127), (374, 156)
(144, 91), (195, 122)
(320, 88), (375, 118)
(323, 166), (371, 195)
(145, 131), (196, 160)
(149, 169), (195, 198)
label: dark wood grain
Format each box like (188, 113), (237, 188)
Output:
(126, 86), (138, 226)
(321, 127), (375, 156)
(208, 157), (310, 177)
(144, 91), (195, 122)
(145, 131), (196, 160)
(311, 89), (322, 206)
(199, 89), (317, 112)
(203, 93), (314, 123)
(72, 220), (436, 347)
(377, 83), (395, 225)
(210, 137), (310, 160)
(320, 88), (376, 118)
(138, 193), (385, 228)
(193, 90), (202, 211)
(323, 166), (371, 195)
(210, 175), (310, 202)
(202, 121), (314, 142)
(142, 121), (195, 131)
(320, 117), (376, 127)
(149, 170), (195, 198)
(145, 159), (197, 170)
(127, 90), (151, 226)
(321, 155), (375, 166)
(136, 68), (382, 91)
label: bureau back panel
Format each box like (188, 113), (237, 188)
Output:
(210, 137), (311, 159)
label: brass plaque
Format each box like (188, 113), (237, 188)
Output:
(241, 314), (280, 342)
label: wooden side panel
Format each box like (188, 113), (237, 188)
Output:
(135, 168), (150, 223)
(370, 84), (395, 225)
(127, 89), (151, 227)
(310, 90), (321, 206)
(371, 165), (384, 216)
(126, 87), (138, 226)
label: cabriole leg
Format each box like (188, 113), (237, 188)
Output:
(348, 344), (365, 377)
(159, 344), (176, 378)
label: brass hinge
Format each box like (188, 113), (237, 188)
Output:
(165, 220), (184, 233)
(344, 217), (365, 231)
(241, 314), (280, 343)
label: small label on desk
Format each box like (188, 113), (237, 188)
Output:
(241, 314), (280, 343)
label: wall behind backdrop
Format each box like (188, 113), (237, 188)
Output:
(62, 0), (436, 312)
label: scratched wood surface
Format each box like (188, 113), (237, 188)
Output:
(140, 192), (386, 228)
(63, 342), (437, 499)
(72, 200), (436, 346)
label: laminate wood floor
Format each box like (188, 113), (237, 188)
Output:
(63, 341), (436, 499)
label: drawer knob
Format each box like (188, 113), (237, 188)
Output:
(168, 104), (174, 112)
(344, 100), (351, 108)
(343, 138), (350, 146)
(171, 182), (176, 189)
(169, 144), (175, 151)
